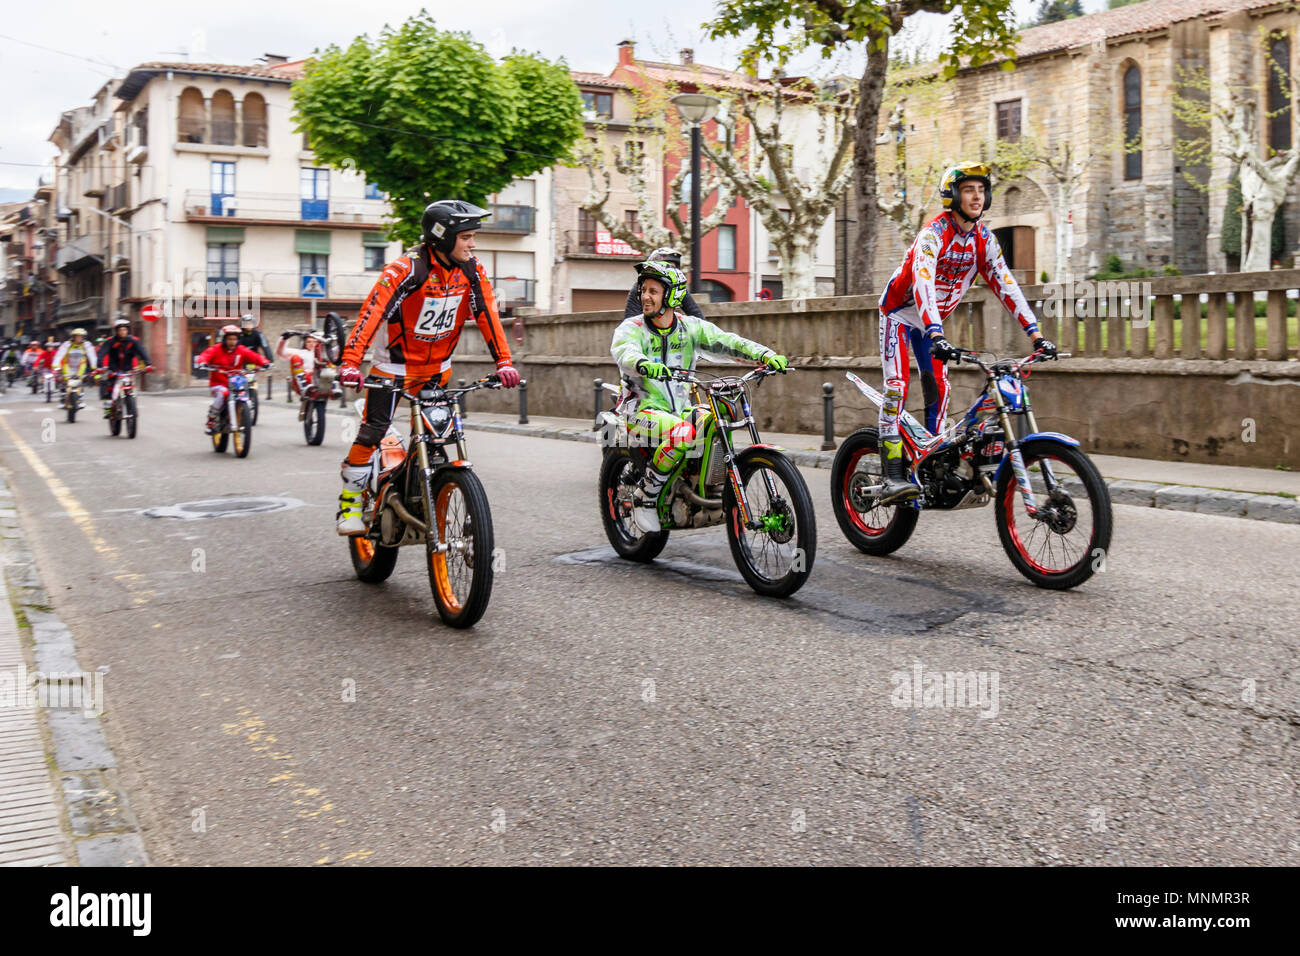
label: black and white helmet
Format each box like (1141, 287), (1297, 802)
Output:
(648, 246), (683, 268)
(421, 200), (490, 256)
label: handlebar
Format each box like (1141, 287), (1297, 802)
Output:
(363, 373), (502, 400)
(665, 364), (791, 387)
(195, 363), (272, 373)
(951, 345), (1070, 373)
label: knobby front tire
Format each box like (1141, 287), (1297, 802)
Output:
(724, 447), (816, 599)
(427, 468), (494, 629)
(995, 439), (1113, 590)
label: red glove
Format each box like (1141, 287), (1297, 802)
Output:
(339, 365), (364, 389)
(496, 365), (520, 388)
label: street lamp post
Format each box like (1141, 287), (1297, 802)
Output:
(671, 93), (721, 295)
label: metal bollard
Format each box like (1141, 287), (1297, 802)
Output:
(459, 378), (468, 418)
(266, 374), (272, 401)
(821, 382), (837, 451)
(593, 378), (603, 431)
(518, 379), (529, 424)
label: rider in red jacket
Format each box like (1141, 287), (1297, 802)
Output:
(194, 324), (270, 434)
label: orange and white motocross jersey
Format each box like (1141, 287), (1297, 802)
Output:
(342, 248), (512, 383)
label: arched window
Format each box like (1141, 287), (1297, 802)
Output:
(210, 90), (235, 145)
(1123, 65), (1142, 180)
(178, 87), (206, 143)
(241, 93), (267, 148)
(1268, 34), (1292, 152)
(697, 279), (733, 303)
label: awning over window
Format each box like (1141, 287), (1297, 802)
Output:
(362, 232), (388, 247)
(206, 227), (244, 243)
(295, 230), (331, 254)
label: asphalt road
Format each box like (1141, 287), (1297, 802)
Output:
(0, 382), (1296, 866)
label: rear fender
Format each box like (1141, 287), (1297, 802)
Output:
(844, 371), (885, 409)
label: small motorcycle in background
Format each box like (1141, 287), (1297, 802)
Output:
(62, 371), (86, 423)
(197, 363), (272, 458)
(101, 367), (151, 439)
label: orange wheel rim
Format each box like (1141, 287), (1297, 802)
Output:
(430, 482), (464, 613)
(354, 536), (375, 562)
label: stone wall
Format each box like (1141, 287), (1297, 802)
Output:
(451, 278), (1300, 468)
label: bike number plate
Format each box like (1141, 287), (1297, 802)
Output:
(414, 295), (460, 341)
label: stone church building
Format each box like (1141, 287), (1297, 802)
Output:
(852, 0), (1299, 291)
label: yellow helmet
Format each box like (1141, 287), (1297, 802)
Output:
(71, 327), (88, 337)
(940, 162), (993, 216)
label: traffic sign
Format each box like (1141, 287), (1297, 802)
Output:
(141, 303), (163, 322)
(301, 275), (327, 298)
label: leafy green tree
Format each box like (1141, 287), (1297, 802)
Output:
(1033, 0), (1084, 25)
(291, 11), (583, 246)
(706, 0), (1021, 294)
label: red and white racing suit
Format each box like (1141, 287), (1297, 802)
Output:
(194, 343), (270, 410)
(278, 338), (323, 398)
(877, 213), (1038, 437)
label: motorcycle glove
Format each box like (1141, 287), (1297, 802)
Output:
(929, 336), (961, 363)
(1035, 337), (1058, 358)
(636, 359), (670, 381)
(763, 353), (788, 372)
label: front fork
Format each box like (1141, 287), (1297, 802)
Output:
(992, 383), (1039, 517)
(719, 391), (777, 531)
(413, 400), (448, 552)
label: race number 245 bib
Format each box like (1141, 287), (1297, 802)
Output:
(413, 294), (461, 340)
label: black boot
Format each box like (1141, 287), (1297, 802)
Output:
(879, 439), (920, 504)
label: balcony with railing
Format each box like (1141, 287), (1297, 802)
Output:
(55, 234), (105, 271)
(480, 204), (536, 234)
(494, 277), (536, 309)
(185, 269), (379, 300)
(183, 190), (388, 226)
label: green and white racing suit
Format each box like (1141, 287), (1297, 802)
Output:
(610, 311), (775, 476)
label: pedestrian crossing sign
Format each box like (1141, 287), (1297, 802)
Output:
(301, 275), (327, 298)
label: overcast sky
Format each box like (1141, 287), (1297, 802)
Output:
(0, 0), (1105, 195)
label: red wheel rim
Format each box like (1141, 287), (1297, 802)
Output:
(843, 446), (889, 537)
(1001, 453), (1092, 576)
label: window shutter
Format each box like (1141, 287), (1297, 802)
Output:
(295, 230), (331, 255)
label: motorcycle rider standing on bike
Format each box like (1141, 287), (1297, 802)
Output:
(194, 324), (271, 434)
(335, 199), (520, 535)
(622, 247), (704, 320)
(875, 161), (1053, 505)
(97, 318), (151, 417)
(53, 328), (97, 410)
(611, 261), (788, 534)
(278, 328), (333, 414)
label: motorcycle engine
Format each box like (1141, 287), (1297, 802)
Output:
(378, 487), (405, 546)
(920, 448), (982, 510)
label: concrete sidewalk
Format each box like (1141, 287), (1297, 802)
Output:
(458, 410), (1300, 525)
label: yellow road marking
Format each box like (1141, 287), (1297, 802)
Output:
(0, 416), (155, 605)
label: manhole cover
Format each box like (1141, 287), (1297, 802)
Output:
(141, 496), (307, 520)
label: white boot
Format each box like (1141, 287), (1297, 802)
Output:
(337, 464), (370, 535)
(631, 467), (668, 534)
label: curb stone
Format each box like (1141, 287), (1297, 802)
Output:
(0, 470), (148, 867)
(462, 419), (1300, 526)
